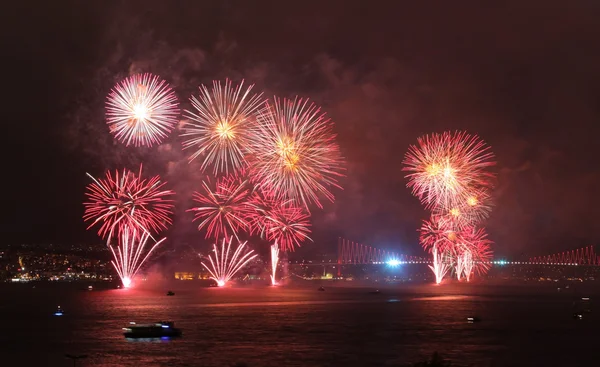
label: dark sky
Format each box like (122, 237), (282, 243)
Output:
(4, 1), (600, 258)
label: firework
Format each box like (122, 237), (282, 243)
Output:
(249, 97), (344, 210)
(108, 226), (165, 288)
(448, 226), (493, 281)
(263, 202), (312, 252)
(202, 238), (258, 287)
(270, 242), (280, 286)
(83, 165), (174, 241)
(403, 131), (495, 211)
(106, 73), (179, 147)
(455, 252), (466, 281)
(429, 246), (449, 285)
(419, 216), (456, 254)
(188, 175), (254, 240)
(462, 251), (474, 282)
(437, 187), (492, 229)
(461, 227), (493, 278)
(181, 79), (264, 174)
(246, 187), (280, 237)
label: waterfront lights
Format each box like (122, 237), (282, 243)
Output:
(387, 259), (401, 267)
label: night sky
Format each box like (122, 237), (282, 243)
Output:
(5, 1), (600, 258)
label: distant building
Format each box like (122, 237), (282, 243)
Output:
(174, 272), (201, 280)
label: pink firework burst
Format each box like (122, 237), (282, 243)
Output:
(181, 79), (264, 174)
(106, 73), (179, 147)
(418, 215), (457, 254)
(248, 97), (344, 210)
(83, 165), (174, 240)
(246, 187), (287, 237)
(263, 202), (312, 252)
(188, 175), (254, 240)
(403, 131), (495, 211)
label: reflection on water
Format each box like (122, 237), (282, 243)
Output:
(125, 337), (173, 343)
(0, 282), (598, 367)
(410, 295), (475, 301)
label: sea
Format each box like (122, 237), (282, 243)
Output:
(0, 280), (598, 367)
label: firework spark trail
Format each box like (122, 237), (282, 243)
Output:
(83, 165), (174, 242)
(403, 131), (495, 212)
(202, 238), (258, 287)
(182, 79), (264, 174)
(263, 203), (312, 252)
(188, 176), (254, 240)
(462, 251), (474, 282)
(106, 73), (179, 147)
(270, 242), (280, 286)
(429, 246), (449, 285)
(108, 226), (165, 288)
(249, 97), (344, 210)
(455, 252), (465, 281)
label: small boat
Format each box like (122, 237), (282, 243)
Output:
(317, 286), (325, 291)
(573, 313), (583, 320)
(167, 291), (175, 296)
(88, 285), (93, 291)
(123, 321), (182, 338)
(369, 290), (381, 295)
(467, 317), (481, 323)
(54, 306), (64, 316)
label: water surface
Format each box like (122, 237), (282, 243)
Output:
(1, 282), (597, 366)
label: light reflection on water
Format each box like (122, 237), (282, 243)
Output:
(0, 282), (598, 367)
(125, 337), (173, 343)
(410, 295), (475, 301)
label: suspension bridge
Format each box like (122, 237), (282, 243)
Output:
(288, 238), (599, 279)
(334, 237), (600, 267)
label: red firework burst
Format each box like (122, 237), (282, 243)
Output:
(435, 187), (493, 229)
(403, 131), (495, 211)
(106, 73), (179, 147)
(459, 226), (493, 276)
(419, 215), (457, 254)
(83, 165), (175, 240)
(181, 79), (264, 174)
(245, 187), (282, 237)
(263, 202), (312, 251)
(248, 97), (344, 210)
(188, 175), (254, 240)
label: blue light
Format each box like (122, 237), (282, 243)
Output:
(54, 312), (63, 316)
(387, 259), (401, 267)
(161, 325), (169, 328)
